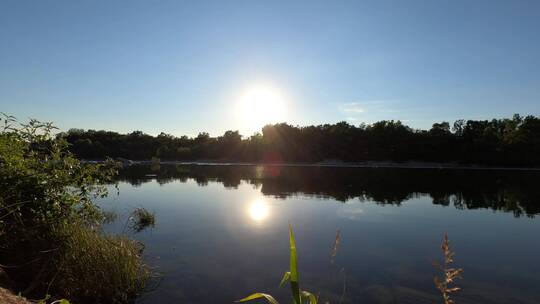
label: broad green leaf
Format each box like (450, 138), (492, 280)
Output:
(289, 225), (302, 304)
(289, 225), (298, 282)
(301, 291), (318, 304)
(279, 271), (291, 287)
(236, 293), (279, 304)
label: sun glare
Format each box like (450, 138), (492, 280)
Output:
(235, 84), (288, 134)
(248, 199), (269, 222)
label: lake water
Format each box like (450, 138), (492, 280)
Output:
(100, 165), (540, 304)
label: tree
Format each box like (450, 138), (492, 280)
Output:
(58, 114), (540, 166)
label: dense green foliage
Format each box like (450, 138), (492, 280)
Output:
(63, 115), (540, 166)
(0, 114), (148, 303)
(0, 116), (115, 229)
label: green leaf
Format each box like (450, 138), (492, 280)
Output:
(236, 293), (279, 304)
(301, 291), (318, 304)
(289, 225), (298, 282)
(279, 271), (291, 287)
(289, 224), (302, 304)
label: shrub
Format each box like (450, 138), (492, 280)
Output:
(130, 207), (155, 232)
(0, 114), (149, 302)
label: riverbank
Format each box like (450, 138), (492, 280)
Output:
(84, 159), (540, 171)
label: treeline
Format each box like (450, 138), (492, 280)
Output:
(61, 114), (540, 166)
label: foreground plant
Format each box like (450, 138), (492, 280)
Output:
(434, 234), (463, 304)
(237, 225), (317, 304)
(51, 223), (149, 303)
(0, 114), (149, 303)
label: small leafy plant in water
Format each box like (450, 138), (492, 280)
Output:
(237, 225), (318, 304)
(130, 207), (156, 232)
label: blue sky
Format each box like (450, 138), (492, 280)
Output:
(1, 0), (539, 136)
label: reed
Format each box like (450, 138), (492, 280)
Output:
(50, 223), (150, 303)
(433, 234), (463, 304)
(237, 225), (318, 304)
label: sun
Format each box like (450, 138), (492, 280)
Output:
(235, 84), (288, 135)
(247, 199), (269, 222)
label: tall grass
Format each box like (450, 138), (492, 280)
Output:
(50, 223), (150, 303)
(434, 234), (463, 304)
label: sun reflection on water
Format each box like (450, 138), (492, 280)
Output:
(248, 199), (269, 222)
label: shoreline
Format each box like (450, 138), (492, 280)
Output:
(84, 160), (540, 171)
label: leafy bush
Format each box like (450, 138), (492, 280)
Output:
(0, 114), (148, 302)
(0, 115), (116, 231)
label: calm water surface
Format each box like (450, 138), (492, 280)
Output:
(100, 165), (540, 304)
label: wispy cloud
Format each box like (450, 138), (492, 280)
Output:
(340, 102), (365, 113)
(336, 203), (364, 220)
(339, 100), (404, 122)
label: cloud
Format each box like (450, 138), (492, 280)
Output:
(340, 102), (365, 113)
(339, 99), (405, 125)
(336, 204), (364, 220)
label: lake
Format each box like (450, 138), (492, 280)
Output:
(100, 165), (540, 304)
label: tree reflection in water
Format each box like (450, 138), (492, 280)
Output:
(117, 165), (540, 218)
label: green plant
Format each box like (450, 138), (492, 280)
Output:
(102, 209), (118, 224)
(434, 234), (463, 304)
(0, 114), (149, 303)
(237, 225), (318, 304)
(0, 114), (117, 231)
(130, 207), (155, 232)
(36, 295), (70, 304)
(51, 223), (149, 303)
